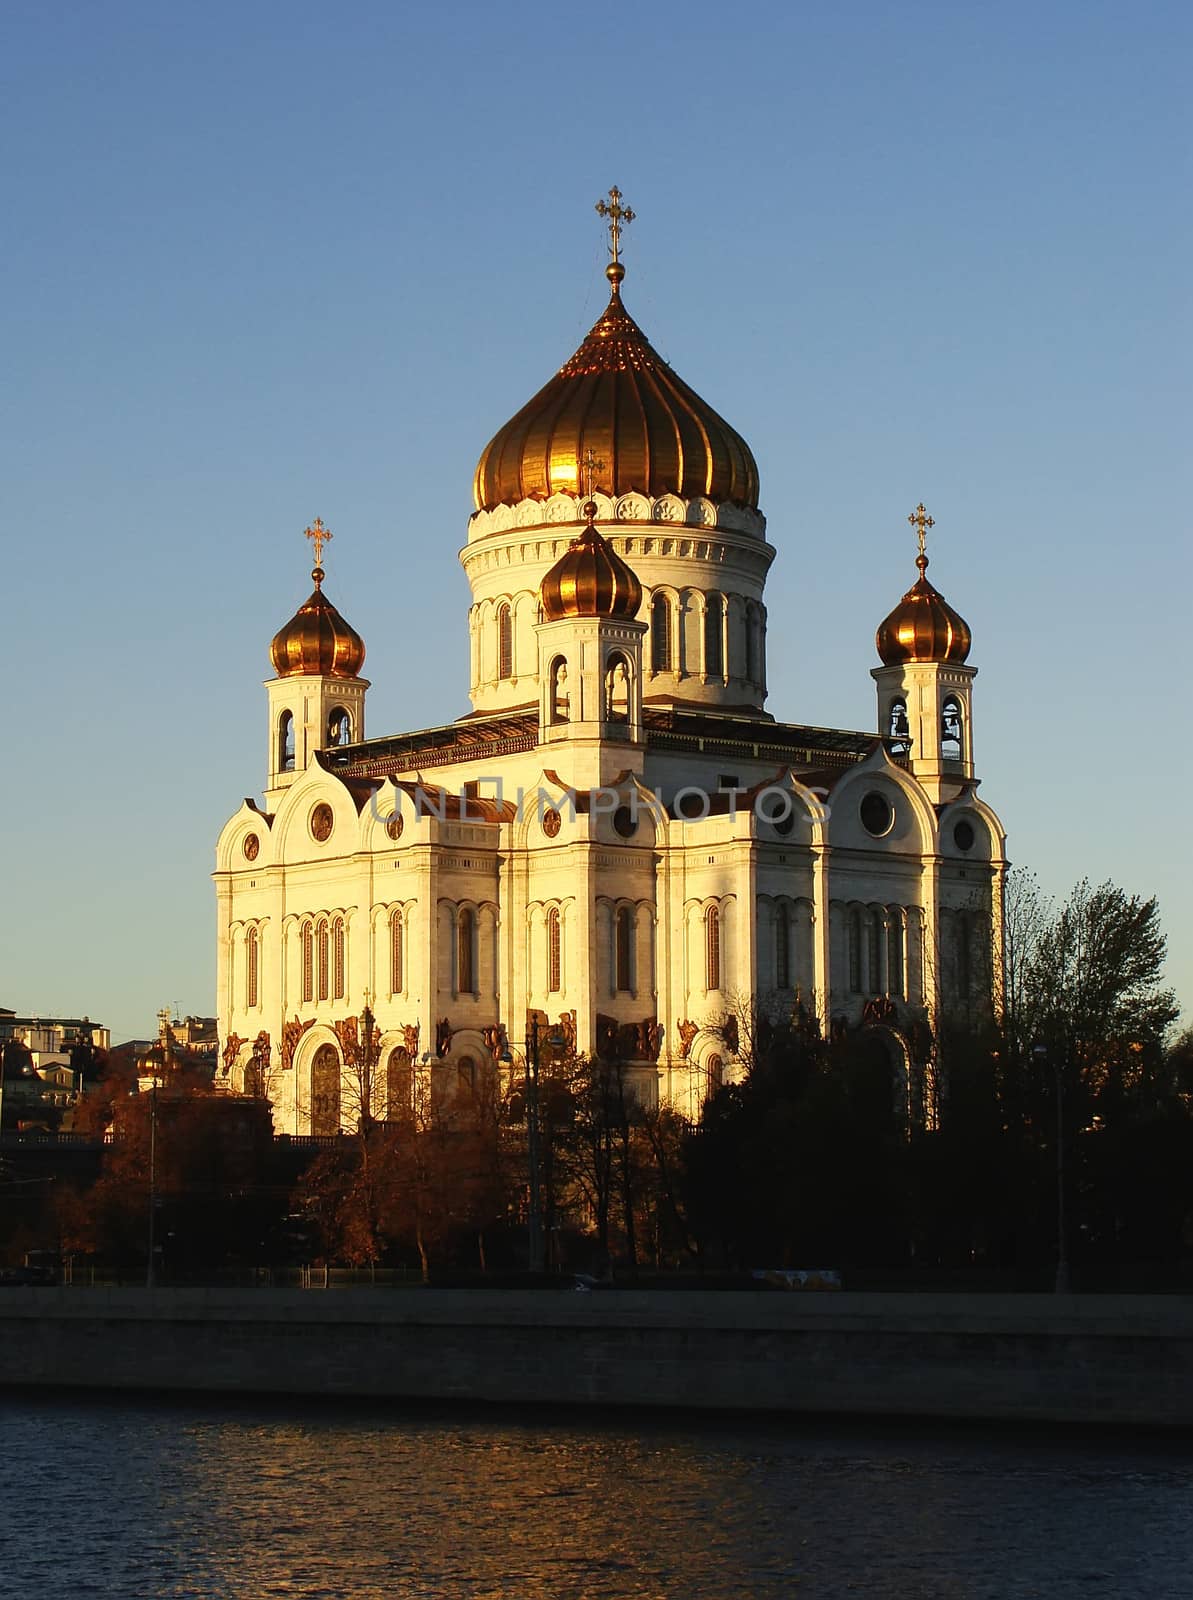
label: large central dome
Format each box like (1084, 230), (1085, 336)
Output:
(473, 263), (760, 513)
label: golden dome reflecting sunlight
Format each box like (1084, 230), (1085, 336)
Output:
(474, 263), (760, 513)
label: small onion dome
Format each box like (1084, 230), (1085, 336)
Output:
(876, 554), (972, 666)
(473, 262), (760, 512)
(270, 567), (366, 679)
(540, 504), (643, 622)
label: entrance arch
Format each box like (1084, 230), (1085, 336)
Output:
(310, 1043), (342, 1135)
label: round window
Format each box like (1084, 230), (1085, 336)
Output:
(386, 812), (404, 842)
(242, 833), (260, 862)
(953, 819), (976, 852)
(543, 808), (562, 839)
(613, 805), (638, 838)
(310, 803), (334, 843)
(860, 791), (893, 838)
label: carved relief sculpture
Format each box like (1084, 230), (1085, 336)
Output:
(482, 1023), (505, 1060)
(862, 995), (898, 1027)
(334, 1016), (359, 1066)
(402, 1022), (420, 1059)
(677, 1019), (699, 1059)
(436, 1017), (453, 1058)
(280, 1016), (315, 1073)
(221, 1033), (244, 1076)
(558, 1010), (577, 1054)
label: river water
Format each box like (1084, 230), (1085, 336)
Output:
(2, 1395), (1191, 1598)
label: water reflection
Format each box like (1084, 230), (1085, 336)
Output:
(4, 1397), (1193, 1598)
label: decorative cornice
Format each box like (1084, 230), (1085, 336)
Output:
(467, 491), (766, 544)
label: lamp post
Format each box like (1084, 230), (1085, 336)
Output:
(359, 991), (378, 1130)
(1032, 1040), (1070, 1294)
(501, 1016), (561, 1276)
(146, 1076), (158, 1290)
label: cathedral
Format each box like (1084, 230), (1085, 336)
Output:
(215, 190), (1006, 1133)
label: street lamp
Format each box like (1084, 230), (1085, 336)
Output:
(501, 1016), (565, 1276)
(146, 1075), (159, 1290)
(1032, 1040), (1070, 1294)
(359, 991), (379, 1130)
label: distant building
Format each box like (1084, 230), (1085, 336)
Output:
(0, 1012), (109, 1129)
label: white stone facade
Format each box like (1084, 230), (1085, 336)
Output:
(216, 493), (1006, 1132)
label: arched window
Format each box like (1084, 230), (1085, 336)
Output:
(390, 909), (404, 995)
(956, 913), (972, 1005)
(546, 906), (561, 994)
(745, 603), (760, 684)
(327, 706), (352, 747)
(605, 652), (629, 722)
(497, 604), (513, 680)
(279, 711), (295, 773)
(246, 926), (259, 1010)
(316, 918), (329, 1002)
(457, 907), (476, 995)
(310, 1045), (340, 1136)
(869, 909), (885, 993)
(385, 1048), (411, 1122)
(705, 905), (721, 992)
(848, 908), (863, 994)
(332, 917), (345, 1000)
(775, 907), (790, 989)
(615, 905), (634, 993)
(888, 698), (910, 755)
(651, 593), (671, 672)
(301, 922), (314, 1004)
(704, 594), (724, 678)
(941, 695), (964, 760)
(887, 908), (905, 999)
(707, 1054), (724, 1099)
(550, 655), (569, 723)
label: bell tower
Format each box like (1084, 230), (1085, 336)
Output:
(872, 504), (976, 804)
(535, 486), (647, 789)
(265, 519), (368, 805)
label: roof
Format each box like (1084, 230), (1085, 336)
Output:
(324, 705), (895, 786)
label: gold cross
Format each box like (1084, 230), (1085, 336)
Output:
(581, 448), (606, 501)
(908, 502), (934, 563)
(305, 516), (332, 569)
(595, 186), (635, 265)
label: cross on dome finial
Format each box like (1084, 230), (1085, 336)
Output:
(595, 186), (634, 290)
(581, 447), (605, 509)
(908, 502), (935, 572)
(580, 448), (606, 523)
(305, 517), (332, 584)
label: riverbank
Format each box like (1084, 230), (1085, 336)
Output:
(1, 1288), (1190, 1425)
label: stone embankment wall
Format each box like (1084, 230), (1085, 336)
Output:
(1, 1289), (1189, 1425)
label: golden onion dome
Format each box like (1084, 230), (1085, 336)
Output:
(540, 503), (644, 622)
(876, 553), (972, 666)
(473, 262), (760, 512)
(270, 565), (366, 679)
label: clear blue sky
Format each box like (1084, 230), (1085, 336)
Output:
(4, 1), (1190, 1042)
